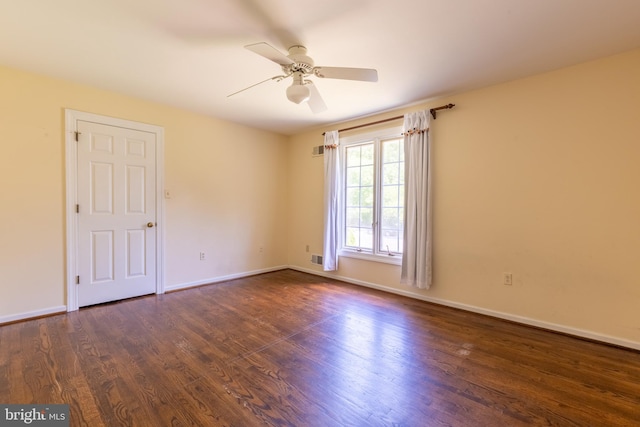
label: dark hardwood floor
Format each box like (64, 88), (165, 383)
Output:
(1, 269), (639, 426)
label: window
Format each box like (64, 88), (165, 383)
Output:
(341, 127), (404, 264)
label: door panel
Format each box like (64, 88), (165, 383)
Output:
(126, 165), (146, 213)
(126, 229), (146, 277)
(91, 162), (114, 214)
(77, 120), (157, 307)
(92, 230), (114, 282)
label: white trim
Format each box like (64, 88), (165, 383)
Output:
(64, 109), (165, 311)
(1, 267), (288, 324)
(288, 266), (640, 351)
(339, 126), (403, 144)
(0, 306), (66, 325)
(339, 248), (402, 265)
(164, 266), (288, 292)
(65, 112), (79, 311)
(5, 264), (639, 351)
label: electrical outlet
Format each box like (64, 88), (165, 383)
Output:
(259, 246), (264, 253)
(305, 244), (310, 252)
(503, 273), (513, 286)
(199, 252), (206, 261)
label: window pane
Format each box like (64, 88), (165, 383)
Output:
(361, 186), (374, 207)
(361, 165), (374, 186)
(381, 231), (401, 253)
(347, 147), (361, 166)
(344, 138), (404, 255)
(361, 145), (374, 165)
(347, 167), (360, 186)
(381, 207), (400, 228)
(383, 139), (400, 163)
(380, 205), (404, 254)
(346, 207), (359, 227)
(346, 225), (373, 250)
(380, 227), (402, 254)
(382, 185), (399, 207)
(360, 207), (373, 227)
(346, 187), (360, 207)
(380, 138), (404, 254)
(346, 227), (359, 247)
(360, 227), (373, 250)
(382, 163), (400, 185)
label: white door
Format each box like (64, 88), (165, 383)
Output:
(76, 120), (157, 307)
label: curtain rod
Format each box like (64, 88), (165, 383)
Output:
(322, 103), (455, 135)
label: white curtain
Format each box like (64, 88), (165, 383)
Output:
(323, 130), (340, 271)
(401, 111), (432, 289)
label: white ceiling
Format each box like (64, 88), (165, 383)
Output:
(1, 0), (639, 135)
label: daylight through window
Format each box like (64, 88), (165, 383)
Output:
(343, 130), (404, 259)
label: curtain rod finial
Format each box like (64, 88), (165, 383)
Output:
(430, 103), (456, 120)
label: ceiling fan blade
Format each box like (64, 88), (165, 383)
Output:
(314, 66), (378, 82)
(245, 42), (294, 66)
(236, 0), (301, 49)
(227, 75), (284, 97)
(307, 82), (327, 113)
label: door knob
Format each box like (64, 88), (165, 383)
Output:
(147, 222), (154, 228)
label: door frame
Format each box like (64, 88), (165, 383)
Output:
(65, 109), (165, 311)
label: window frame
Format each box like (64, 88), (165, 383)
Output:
(339, 126), (404, 265)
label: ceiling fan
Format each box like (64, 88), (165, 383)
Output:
(229, 42), (378, 113)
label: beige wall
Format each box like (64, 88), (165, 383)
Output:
(288, 49), (640, 347)
(0, 66), (288, 319)
(2, 48), (639, 348)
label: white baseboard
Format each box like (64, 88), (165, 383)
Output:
(0, 306), (66, 325)
(164, 265), (289, 293)
(5, 267), (638, 352)
(289, 265), (640, 352)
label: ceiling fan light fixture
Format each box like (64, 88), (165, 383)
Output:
(286, 82), (310, 104)
(237, 42), (379, 112)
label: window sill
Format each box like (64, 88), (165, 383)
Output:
(339, 249), (402, 266)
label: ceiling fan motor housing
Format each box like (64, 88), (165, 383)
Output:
(286, 45), (314, 74)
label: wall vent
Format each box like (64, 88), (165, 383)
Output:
(311, 254), (323, 265)
(312, 145), (325, 157)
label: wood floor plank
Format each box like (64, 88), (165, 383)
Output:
(1, 269), (639, 426)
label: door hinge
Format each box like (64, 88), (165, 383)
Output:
(76, 204), (79, 213)
(76, 275), (80, 285)
(74, 131), (81, 142)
